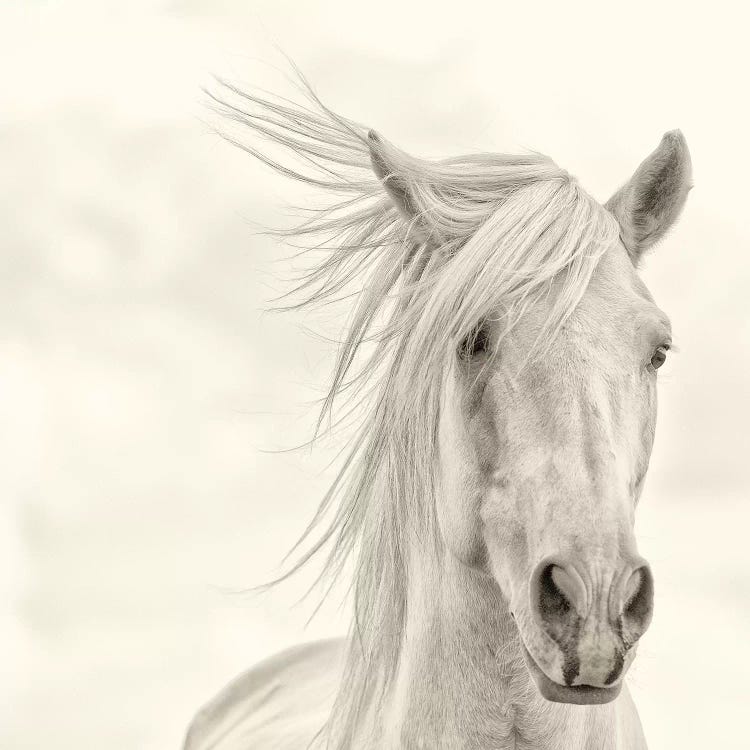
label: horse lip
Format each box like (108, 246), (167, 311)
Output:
(520, 644), (622, 706)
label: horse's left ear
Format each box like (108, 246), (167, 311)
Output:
(605, 130), (693, 264)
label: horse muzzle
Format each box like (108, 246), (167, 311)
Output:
(519, 554), (653, 703)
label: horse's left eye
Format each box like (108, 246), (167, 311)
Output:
(650, 345), (669, 371)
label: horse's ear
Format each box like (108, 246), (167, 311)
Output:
(605, 130), (692, 264)
(368, 130), (435, 244)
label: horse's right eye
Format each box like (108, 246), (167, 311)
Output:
(458, 324), (490, 360)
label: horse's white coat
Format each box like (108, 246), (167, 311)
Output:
(185, 640), (345, 749)
(187, 80), (691, 749)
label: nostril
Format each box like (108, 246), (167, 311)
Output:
(539, 565), (573, 618)
(622, 564), (654, 637)
(551, 566), (584, 612)
(530, 560), (584, 642)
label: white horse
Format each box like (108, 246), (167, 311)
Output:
(185, 79), (692, 749)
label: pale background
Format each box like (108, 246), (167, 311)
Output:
(2, 2), (749, 748)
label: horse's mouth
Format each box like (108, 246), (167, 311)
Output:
(520, 645), (622, 706)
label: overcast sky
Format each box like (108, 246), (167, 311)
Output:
(2, 2), (748, 748)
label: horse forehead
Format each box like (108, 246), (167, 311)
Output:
(506, 245), (663, 369)
(587, 243), (653, 307)
(571, 245), (657, 332)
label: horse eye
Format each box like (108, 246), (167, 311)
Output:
(650, 345), (669, 371)
(458, 324), (490, 360)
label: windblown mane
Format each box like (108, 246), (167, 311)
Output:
(207, 75), (619, 747)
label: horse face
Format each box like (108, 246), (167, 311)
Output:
(365, 126), (690, 705)
(437, 242), (671, 703)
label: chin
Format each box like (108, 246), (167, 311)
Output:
(521, 645), (623, 706)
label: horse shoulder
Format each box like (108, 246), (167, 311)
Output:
(184, 638), (346, 750)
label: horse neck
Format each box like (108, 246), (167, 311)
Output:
(376, 546), (523, 747)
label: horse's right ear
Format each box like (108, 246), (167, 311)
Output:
(605, 130), (692, 265)
(368, 130), (435, 244)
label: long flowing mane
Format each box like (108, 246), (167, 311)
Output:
(207, 75), (620, 746)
